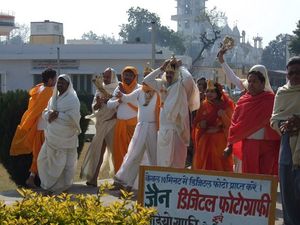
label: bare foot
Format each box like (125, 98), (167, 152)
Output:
(86, 181), (97, 187)
(26, 176), (37, 189)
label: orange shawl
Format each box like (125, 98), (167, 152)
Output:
(228, 91), (280, 159)
(10, 84), (53, 156)
(120, 66), (139, 112)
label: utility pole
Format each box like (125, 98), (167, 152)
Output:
(151, 21), (156, 68)
(57, 47), (61, 75)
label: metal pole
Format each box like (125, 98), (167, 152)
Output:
(57, 47), (61, 75)
(151, 21), (156, 68)
(285, 35), (290, 65)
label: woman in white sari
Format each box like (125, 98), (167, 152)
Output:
(38, 74), (81, 193)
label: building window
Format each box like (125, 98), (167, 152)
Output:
(71, 74), (93, 94)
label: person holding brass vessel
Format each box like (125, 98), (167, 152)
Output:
(143, 56), (200, 168)
(80, 68), (118, 186)
(217, 39), (280, 175)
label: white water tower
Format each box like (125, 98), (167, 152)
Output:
(0, 11), (15, 40)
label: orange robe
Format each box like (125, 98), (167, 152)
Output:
(192, 96), (234, 171)
(228, 91), (280, 175)
(113, 117), (138, 172)
(10, 84), (53, 174)
(113, 66), (139, 172)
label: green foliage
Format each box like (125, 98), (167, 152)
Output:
(0, 183), (156, 224)
(0, 90), (31, 185)
(119, 7), (185, 54)
(289, 20), (300, 55)
(0, 91), (91, 186)
(261, 34), (288, 70)
(8, 23), (30, 44)
(81, 31), (121, 44)
(78, 100), (90, 157)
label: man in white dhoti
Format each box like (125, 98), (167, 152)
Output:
(37, 74), (81, 194)
(143, 57), (199, 168)
(80, 68), (118, 186)
(113, 66), (160, 190)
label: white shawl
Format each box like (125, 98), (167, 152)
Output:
(271, 82), (300, 166)
(44, 74), (81, 149)
(163, 67), (199, 145)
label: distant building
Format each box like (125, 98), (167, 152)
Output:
(0, 18), (194, 93)
(0, 43), (190, 93)
(171, 0), (264, 88)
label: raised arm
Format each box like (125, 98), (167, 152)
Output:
(143, 68), (164, 92)
(217, 49), (244, 90)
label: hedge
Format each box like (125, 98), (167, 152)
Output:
(0, 183), (156, 224)
(0, 90), (92, 186)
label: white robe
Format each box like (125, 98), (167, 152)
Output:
(115, 88), (158, 187)
(80, 83), (117, 181)
(144, 67), (199, 168)
(38, 74), (81, 193)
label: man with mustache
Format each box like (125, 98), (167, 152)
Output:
(107, 66), (140, 172)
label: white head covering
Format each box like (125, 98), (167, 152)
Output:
(242, 65), (274, 93)
(50, 74), (78, 110)
(49, 74), (81, 133)
(97, 67), (118, 95)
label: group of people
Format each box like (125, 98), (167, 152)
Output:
(9, 53), (300, 224)
(10, 72), (81, 193)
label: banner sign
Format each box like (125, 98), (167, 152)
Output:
(138, 166), (277, 225)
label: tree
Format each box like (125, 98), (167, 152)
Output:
(119, 7), (185, 54)
(81, 31), (121, 44)
(191, 7), (225, 65)
(261, 34), (289, 70)
(8, 23), (30, 44)
(82, 31), (100, 40)
(289, 20), (300, 55)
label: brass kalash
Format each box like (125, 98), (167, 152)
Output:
(92, 75), (113, 98)
(217, 35), (235, 57)
(85, 75), (113, 119)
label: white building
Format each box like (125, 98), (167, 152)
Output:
(0, 43), (191, 93)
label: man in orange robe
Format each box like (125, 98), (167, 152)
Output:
(10, 68), (57, 187)
(107, 66), (139, 172)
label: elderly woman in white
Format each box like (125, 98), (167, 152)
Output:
(38, 74), (81, 194)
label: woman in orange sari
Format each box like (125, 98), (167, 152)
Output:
(192, 81), (235, 171)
